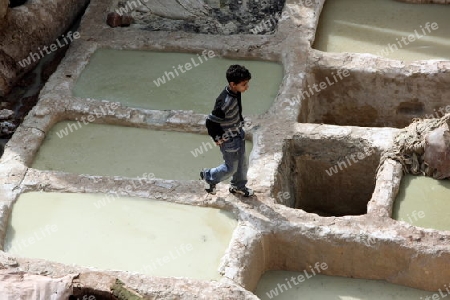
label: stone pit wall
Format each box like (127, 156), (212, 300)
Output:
(0, 0), (89, 96)
(303, 55), (450, 128)
(287, 131), (384, 216)
(0, 0), (449, 298)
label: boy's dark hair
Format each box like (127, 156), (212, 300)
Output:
(226, 65), (251, 84)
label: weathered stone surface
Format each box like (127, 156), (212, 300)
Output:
(0, 0), (90, 96)
(0, 109), (13, 120)
(114, 0), (285, 35)
(126, 0), (208, 19)
(0, 271), (75, 299)
(0, 0), (7, 23)
(368, 159), (403, 218)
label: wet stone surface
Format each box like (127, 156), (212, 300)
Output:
(118, 0), (286, 35)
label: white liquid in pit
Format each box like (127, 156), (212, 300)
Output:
(31, 122), (252, 180)
(73, 49), (283, 115)
(314, 0), (450, 61)
(4, 192), (238, 280)
(255, 271), (432, 300)
(393, 175), (450, 231)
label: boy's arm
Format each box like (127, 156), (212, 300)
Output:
(206, 118), (225, 143)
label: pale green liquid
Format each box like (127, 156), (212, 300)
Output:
(31, 122), (252, 180)
(393, 175), (450, 231)
(73, 49), (283, 115)
(4, 192), (237, 280)
(314, 0), (450, 61)
(255, 271), (431, 300)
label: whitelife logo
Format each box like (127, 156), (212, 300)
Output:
(376, 22), (439, 57)
(265, 262), (328, 299)
(153, 50), (216, 87)
(18, 31), (81, 68)
(55, 102), (120, 139)
(5, 224), (58, 254)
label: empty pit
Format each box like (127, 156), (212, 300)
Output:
(275, 137), (380, 216)
(255, 271), (432, 300)
(4, 192), (237, 280)
(31, 121), (252, 180)
(392, 175), (450, 231)
(300, 66), (450, 128)
(73, 49), (283, 116)
(313, 0), (450, 61)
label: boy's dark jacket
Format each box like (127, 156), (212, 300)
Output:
(206, 86), (244, 142)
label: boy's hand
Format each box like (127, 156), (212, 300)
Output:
(215, 139), (225, 146)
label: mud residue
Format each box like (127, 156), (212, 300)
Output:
(118, 0), (286, 35)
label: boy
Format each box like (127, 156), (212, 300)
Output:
(200, 64), (254, 197)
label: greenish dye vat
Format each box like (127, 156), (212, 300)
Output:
(73, 49), (283, 115)
(393, 175), (450, 231)
(255, 271), (431, 300)
(314, 0), (450, 61)
(4, 192), (237, 280)
(31, 122), (252, 180)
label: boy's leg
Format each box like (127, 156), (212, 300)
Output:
(204, 139), (240, 185)
(231, 130), (249, 189)
(200, 169), (216, 194)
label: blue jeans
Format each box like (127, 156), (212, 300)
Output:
(204, 129), (248, 189)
